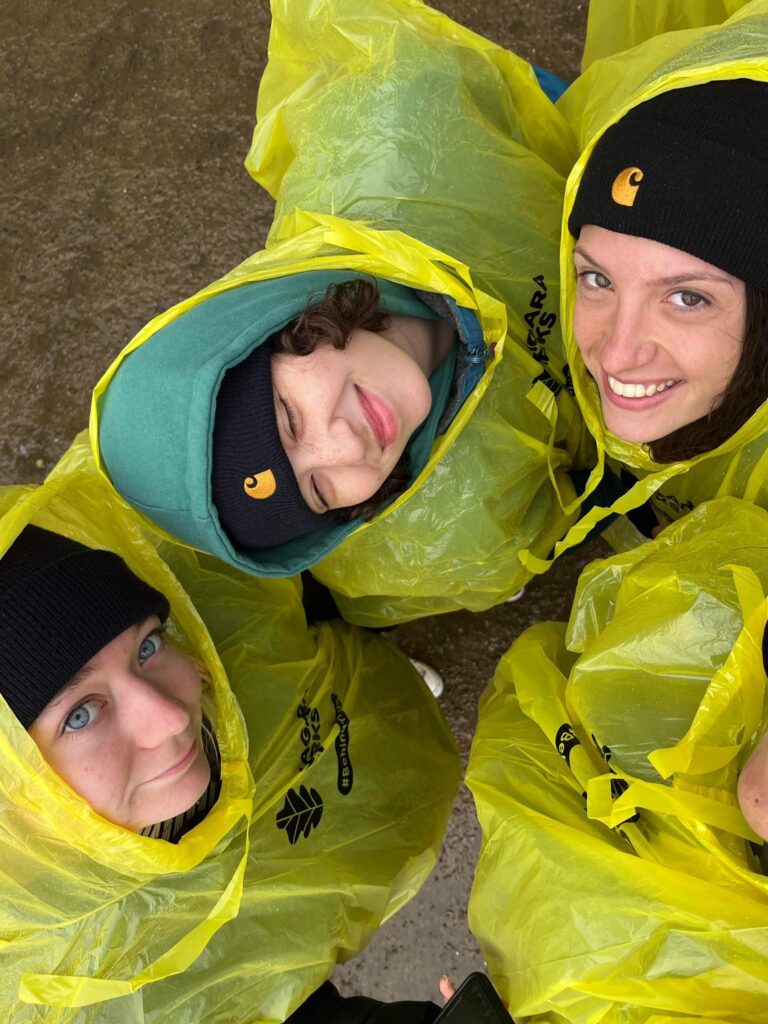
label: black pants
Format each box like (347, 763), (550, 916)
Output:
(287, 981), (440, 1023)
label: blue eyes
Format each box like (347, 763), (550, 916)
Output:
(60, 628), (164, 736)
(138, 630), (164, 663)
(63, 699), (101, 732)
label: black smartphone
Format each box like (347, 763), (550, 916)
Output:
(434, 972), (513, 1023)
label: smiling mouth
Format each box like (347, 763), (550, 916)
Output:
(151, 738), (199, 781)
(356, 385), (398, 449)
(606, 374), (681, 399)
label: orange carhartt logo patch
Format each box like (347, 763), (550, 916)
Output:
(611, 166), (644, 207)
(243, 469), (277, 500)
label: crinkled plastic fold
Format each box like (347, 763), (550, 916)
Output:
(469, 499), (768, 1022)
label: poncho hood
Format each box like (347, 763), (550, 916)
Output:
(96, 266), (477, 577)
(537, 1), (768, 567)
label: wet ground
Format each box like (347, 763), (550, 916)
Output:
(2, 0), (594, 1007)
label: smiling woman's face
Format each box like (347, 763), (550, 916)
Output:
(29, 616), (211, 831)
(271, 327), (433, 512)
(572, 225), (747, 444)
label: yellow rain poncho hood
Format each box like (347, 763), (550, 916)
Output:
(524, 0), (768, 572)
(0, 437), (460, 1022)
(467, 497), (768, 1023)
(92, 0), (589, 626)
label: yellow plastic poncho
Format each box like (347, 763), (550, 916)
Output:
(1, 436), (460, 1023)
(522, 0), (768, 573)
(92, 0), (589, 627)
(581, 0), (753, 70)
(467, 497), (768, 1023)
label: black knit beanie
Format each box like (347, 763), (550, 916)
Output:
(568, 79), (768, 291)
(211, 342), (336, 551)
(0, 526), (170, 728)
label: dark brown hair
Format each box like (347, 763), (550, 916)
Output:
(649, 283), (768, 463)
(270, 278), (412, 521)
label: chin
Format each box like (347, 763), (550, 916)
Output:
(602, 408), (680, 446)
(137, 761), (212, 830)
(604, 419), (660, 445)
(169, 763), (212, 817)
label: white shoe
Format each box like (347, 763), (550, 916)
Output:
(410, 658), (445, 699)
(506, 587), (526, 603)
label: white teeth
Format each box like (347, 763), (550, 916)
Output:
(607, 375), (679, 399)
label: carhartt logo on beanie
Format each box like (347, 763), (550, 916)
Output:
(243, 469), (277, 500)
(569, 79), (768, 291)
(611, 166), (643, 207)
(0, 526), (170, 728)
(212, 342), (335, 551)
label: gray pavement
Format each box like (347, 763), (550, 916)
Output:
(2, 0), (596, 1008)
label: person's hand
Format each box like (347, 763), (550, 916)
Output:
(438, 976), (455, 1003)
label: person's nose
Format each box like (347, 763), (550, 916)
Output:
(597, 301), (657, 377)
(119, 673), (191, 748)
(308, 412), (372, 467)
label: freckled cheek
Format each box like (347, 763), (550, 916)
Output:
(327, 473), (367, 510)
(304, 434), (335, 458)
(160, 657), (202, 718)
(572, 324), (600, 376)
(572, 304), (593, 355)
(60, 754), (122, 816)
(78, 757), (113, 786)
(182, 670), (204, 715)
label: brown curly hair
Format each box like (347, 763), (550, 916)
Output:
(270, 278), (413, 521)
(649, 283), (768, 462)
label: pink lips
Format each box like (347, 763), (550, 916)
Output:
(356, 385), (398, 449)
(151, 738), (199, 781)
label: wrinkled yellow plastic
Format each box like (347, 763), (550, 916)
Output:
(582, 0), (753, 70)
(91, 0), (590, 626)
(523, 0), (768, 575)
(468, 498), (768, 1022)
(2, 436), (460, 1021)
(248, 0), (592, 624)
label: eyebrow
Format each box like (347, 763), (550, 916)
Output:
(43, 665), (96, 713)
(651, 272), (736, 288)
(572, 246), (736, 289)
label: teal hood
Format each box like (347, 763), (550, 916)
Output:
(98, 270), (473, 576)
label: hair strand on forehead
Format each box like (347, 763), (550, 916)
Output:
(271, 277), (390, 356)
